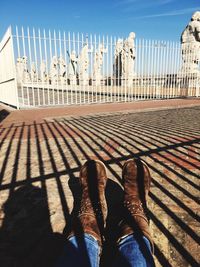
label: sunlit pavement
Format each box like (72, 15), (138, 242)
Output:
(0, 99), (200, 266)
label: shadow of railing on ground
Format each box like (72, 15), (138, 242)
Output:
(0, 106), (199, 266)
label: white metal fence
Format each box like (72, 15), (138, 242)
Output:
(0, 26), (199, 109)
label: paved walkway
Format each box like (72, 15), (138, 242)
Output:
(1, 98), (200, 126)
(0, 99), (200, 266)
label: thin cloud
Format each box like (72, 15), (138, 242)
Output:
(135, 7), (200, 19)
(115, 0), (174, 8)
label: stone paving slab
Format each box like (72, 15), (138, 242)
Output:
(0, 99), (200, 266)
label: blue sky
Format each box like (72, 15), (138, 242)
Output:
(0, 0), (200, 41)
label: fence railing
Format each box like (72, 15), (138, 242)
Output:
(0, 26), (200, 109)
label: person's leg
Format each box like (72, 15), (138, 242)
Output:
(55, 160), (108, 267)
(55, 234), (100, 267)
(115, 234), (154, 267)
(115, 158), (155, 267)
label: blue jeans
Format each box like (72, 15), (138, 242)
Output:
(114, 235), (155, 267)
(55, 234), (155, 267)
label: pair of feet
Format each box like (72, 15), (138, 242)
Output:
(67, 158), (153, 251)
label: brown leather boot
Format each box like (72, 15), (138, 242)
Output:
(67, 160), (108, 247)
(118, 158), (154, 251)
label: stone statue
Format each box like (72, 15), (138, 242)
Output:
(68, 50), (78, 85)
(22, 56), (31, 83)
(114, 38), (123, 84)
(59, 56), (67, 84)
(16, 58), (24, 83)
(50, 56), (58, 84)
(30, 62), (37, 82)
(16, 56), (31, 83)
(40, 61), (47, 82)
(181, 11), (200, 75)
(121, 32), (136, 86)
(93, 43), (107, 85)
(78, 42), (93, 85)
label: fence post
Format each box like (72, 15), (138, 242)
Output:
(10, 26), (20, 109)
